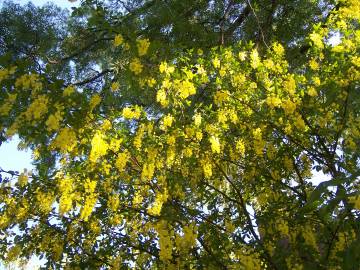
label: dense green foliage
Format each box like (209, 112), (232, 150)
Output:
(0, 0), (360, 269)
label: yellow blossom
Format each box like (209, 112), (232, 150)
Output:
(46, 111), (62, 132)
(113, 34), (124, 47)
(162, 114), (174, 128)
(129, 58), (143, 74)
(147, 188), (168, 216)
(272, 42), (285, 56)
(122, 105), (141, 119)
(310, 32), (324, 49)
(250, 49), (260, 69)
(282, 99), (297, 115)
(193, 113), (202, 126)
(111, 81), (120, 91)
(89, 94), (101, 110)
(209, 136), (221, 154)
(115, 150), (129, 171)
(51, 128), (77, 153)
(266, 95), (282, 108)
(90, 131), (109, 162)
(307, 86), (318, 97)
(137, 38), (150, 56)
(212, 56), (220, 68)
(63, 85), (75, 96)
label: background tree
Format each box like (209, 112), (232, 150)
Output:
(0, 0), (359, 269)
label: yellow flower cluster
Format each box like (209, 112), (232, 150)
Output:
(46, 110), (63, 132)
(309, 32), (324, 49)
(177, 80), (196, 99)
(213, 90), (229, 105)
(115, 150), (129, 171)
(175, 223), (198, 252)
(236, 139), (246, 156)
(63, 85), (75, 96)
(35, 190), (54, 213)
(0, 66), (16, 83)
(147, 188), (168, 216)
(212, 56), (220, 68)
(282, 99), (297, 115)
(250, 49), (260, 69)
(122, 105), (142, 119)
(209, 136), (221, 154)
(137, 38), (150, 56)
(156, 88), (168, 107)
(266, 95), (281, 108)
(108, 193), (120, 211)
(129, 57), (143, 74)
(58, 176), (74, 215)
(15, 73), (42, 92)
(89, 94), (102, 110)
(50, 128), (77, 153)
(84, 178), (97, 193)
(159, 61), (175, 74)
(133, 124), (145, 149)
(113, 34), (124, 47)
(0, 93), (17, 116)
(17, 170), (29, 187)
(25, 95), (49, 122)
(80, 193), (97, 221)
(141, 162), (155, 180)
(161, 114), (174, 129)
(90, 131), (109, 162)
(156, 220), (173, 262)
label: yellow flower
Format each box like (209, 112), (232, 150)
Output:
(25, 95), (49, 121)
(89, 131), (109, 162)
(310, 32), (324, 49)
(283, 75), (296, 96)
(236, 139), (246, 156)
(212, 56), (220, 68)
(238, 51), (247, 61)
(193, 113), (202, 126)
(272, 42), (285, 56)
(250, 49), (260, 69)
(309, 59), (319, 70)
(51, 128), (77, 153)
(349, 196), (360, 210)
(178, 80), (196, 99)
(159, 61), (175, 74)
(282, 99), (297, 115)
(18, 171), (29, 187)
(156, 88), (168, 107)
(266, 95), (281, 108)
(162, 114), (174, 128)
(147, 189), (168, 216)
(115, 150), (129, 171)
(209, 136), (221, 154)
(46, 111), (62, 132)
(203, 163), (212, 178)
(113, 34), (124, 47)
(63, 85), (75, 96)
(129, 58), (143, 74)
(137, 38), (150, 56)
(89, 94), (101, 110)
(122, 106), (141, 119)
(111, 81), (120, 91)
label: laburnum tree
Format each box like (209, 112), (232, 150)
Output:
(0, 0), (360, 269)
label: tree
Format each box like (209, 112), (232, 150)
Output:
(0, 0), (359, 269)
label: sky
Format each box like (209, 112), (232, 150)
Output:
(1, 0), (79, 9)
